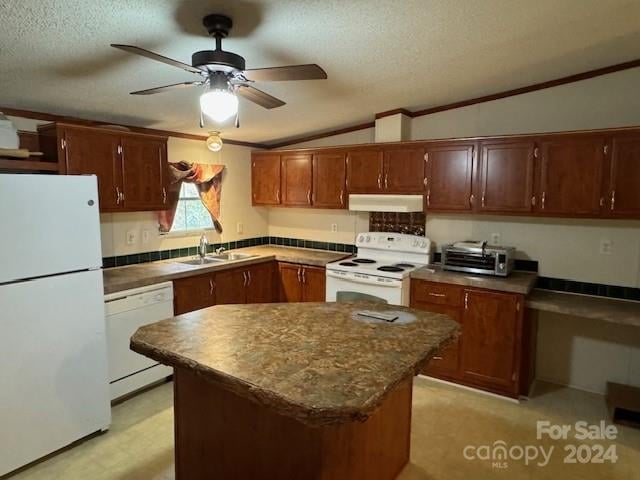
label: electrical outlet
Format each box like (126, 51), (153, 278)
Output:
(491, 233), (501, 245)
(126, 230), (138, 245)
(142, 229), (150, 244)
(236, 222), (243, 234)
(600, 239), (613, 255)
(331, 223), (338, 233)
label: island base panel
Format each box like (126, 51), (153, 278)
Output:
(173, 368), (412, 480)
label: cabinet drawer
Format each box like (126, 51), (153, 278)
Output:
(411, 281), (464, 307)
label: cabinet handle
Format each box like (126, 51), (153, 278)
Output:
(611, 190), (616, 211)
(303, 268), (307, 284)
(426, 189), (431, 207)
(247, 270), (252, 286)
(117, 145), (123, 155)
(423, 177), (428, 187)
(115, 187), (121, 205)
(209, 278), (215, 296)
(604, 144), (609, 155)
(162, 187), (167, 204)
(424, 152), (429, 163)
(276, 189), (281, 203)
(384, 173), (388, 189)
(297, 267), (302, 283)
(599, 197), (605, 208)
(340, 190), (344, 206)
(307, 190), (311, 204)
(481, 193), (486, 208)
(533, 147), (539, 158)
(377, 173), (382, 189)
(242, 271), (248, 287)
(531, 196), (536, 207)
(469, 194), (475, 206)
(428, 292), (445, 297)
(541, 191), (546, 210)
(432, 356), (443, 360)
(61, 138), (67, 150)
(120, 191), (125, 203)
(464, 292), (469, 310)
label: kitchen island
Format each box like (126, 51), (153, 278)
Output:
(131, 302), (458, 480)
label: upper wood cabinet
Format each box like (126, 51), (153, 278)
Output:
(383, 146), (426, 193)
(537, 135), (605, 216)
(281, 153), (313, 206)
(121, 135), (167, 211)
(425, 143), (475, 211)
(62, 126), (123, 211)
(252, 153), (281, 205)
(313, 152), (346, 208)
(38, 123), (168, 213)
(605, 134), (640, 217)
(346, 149), (384, 193)
(478, 140), (535, 213)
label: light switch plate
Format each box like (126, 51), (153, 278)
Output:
(600, 239), (613, 255)
(142, 229), (150, 244)
(126, 230), (138, 245)
(236, 222), (243, 234)
(331, 223), (338, 233)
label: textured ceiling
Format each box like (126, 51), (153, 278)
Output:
(1, 0), (640, 144)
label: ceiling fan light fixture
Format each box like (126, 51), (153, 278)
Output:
(200, 88), (238, 123)
(206, 131), (223, 152)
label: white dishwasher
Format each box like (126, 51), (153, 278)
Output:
(104, 282), (174, 401)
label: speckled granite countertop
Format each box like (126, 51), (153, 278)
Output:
(526, 289), (640, 327)
(131, 302), (458, 426)
(410, 265), (537, 295)
(103, 246), (349, 295)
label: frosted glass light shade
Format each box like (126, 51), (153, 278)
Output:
(206, 131), (223, 152)
(200, 90), (238, 123)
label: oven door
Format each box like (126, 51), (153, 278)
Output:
(325, 270), (406, 306)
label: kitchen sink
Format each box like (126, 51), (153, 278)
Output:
(178, 257), (224, 266)
(177, 253), (256, 266)
(208, 253), (256, 261)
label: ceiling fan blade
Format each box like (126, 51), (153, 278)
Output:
(237, 85), (286, 109)
(130, 81), (203, 95)
(242, 64), (327, 82)
(111, 44), (204, 75)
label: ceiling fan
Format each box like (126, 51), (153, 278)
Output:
(112, 14), (327, 128)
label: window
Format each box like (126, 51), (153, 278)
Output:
(170, 183), (214, 232)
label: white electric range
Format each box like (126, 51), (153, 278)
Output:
(325, 232), (432, 306)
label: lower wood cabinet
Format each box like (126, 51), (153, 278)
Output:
(173, 262), (277, 314)
(173, 273), (216, 315)
(411, 279), (534, 398)
(278, 263), (326, 302)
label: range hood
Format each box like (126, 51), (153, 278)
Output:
(348, 194), (424, 213)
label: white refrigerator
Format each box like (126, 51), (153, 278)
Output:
(0, 174), (111, 476)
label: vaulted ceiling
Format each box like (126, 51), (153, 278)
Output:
(1, 0), (639, 144)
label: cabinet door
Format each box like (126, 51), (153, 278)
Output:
(313, 153), (346, 208)
(478, 141), (535, 213)
(246, 262), (276, 304)
(121, 136), (167, 211)
(173, 274), (216, 315)
(607, 134), (640, 217)
(411, 301), (462, 379)
(281, 154), (313, 206)
(215, 268), (247, 305)
(537, 136), (605, 216)
(425, 143), (475, 211)
(278, 263), (303, 302)
(346, 149), (384, 193)
(383, 147), (426, 193)
(461, 290), (521, 393)
(301, 266), (326, 302)
(252, 153), (281, 205)
(63, 127), (123, 211)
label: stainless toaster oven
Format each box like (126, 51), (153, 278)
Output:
(441, 241), (515, 277)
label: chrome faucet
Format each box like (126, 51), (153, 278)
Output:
(198, 234), (209, 259)
(215, 246), (226, 255)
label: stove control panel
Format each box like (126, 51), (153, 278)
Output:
(355, 232), (431, 254)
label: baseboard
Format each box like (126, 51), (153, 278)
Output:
(417, 374), (521, 404)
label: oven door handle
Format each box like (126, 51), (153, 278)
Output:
(326, 271), (402, 288)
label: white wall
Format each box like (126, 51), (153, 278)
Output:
(8, 115), (268, 257)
